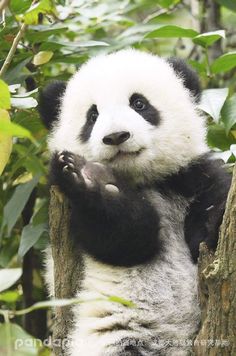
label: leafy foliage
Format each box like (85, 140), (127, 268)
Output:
(0, 0), (236, 354)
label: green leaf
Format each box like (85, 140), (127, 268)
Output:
(0, 119), (34, 140)
(215, 0), (236, 12)
(3, 58), (32, 85)
(33, 51), (54, 66)
(18, 223), (46, 258)
(0, 238), (18, 268)
(207, 124), (235, 150)
(145, 25), (198, 39)
(230, 144), (236, 158)
(0, 80), (10, 110)
(10, 0), (31, 14)
(211, 52), (236, 74)
(108, 295), (136, 308)
(13, 296), (136, 316)
(13, 298), (89, 316)
(0, 268), (22, 292)
(12, 88), (38, 97)
(0, 290), (21, 303)
(9, 84), (21, 93)
(156, 0), (180, 8)
(119, 24), (158, 39)
(11, 97), (38, 109)
(17, 0), (56, 25)
(30, 198), (48, 225)
(0, 109), (12, 175)
(0, 323), (40, 355)
(198, 88), (229, 122)
(3, 175), (40, 235)
(193, 30), (225, 48)
(26, 27), (68, 42)
(54, 40), (109, 48)
(221, 94), (236, 135)
(188, 60), (207, 75)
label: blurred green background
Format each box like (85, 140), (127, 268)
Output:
(0, 0), (236, 354)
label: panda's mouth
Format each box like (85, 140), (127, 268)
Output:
(109, 148), (144, 162)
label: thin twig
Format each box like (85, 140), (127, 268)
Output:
(0, 23), (27, 77)
(0, 0), (9, 13)
(0, 0), (37, 78)
(143, 2), (182, 24)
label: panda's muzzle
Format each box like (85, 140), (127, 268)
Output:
(103, 131), (130, 146)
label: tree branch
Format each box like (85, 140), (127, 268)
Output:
(0, 23), (27, 77)
(200, 0), (222, 61)
(194, 165), (236, 354)
(0, 0), (37, 78)
(49, 186), (83, 356)
(0, 0), (9, 13)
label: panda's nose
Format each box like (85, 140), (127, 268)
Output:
(103, 131), (130, 146)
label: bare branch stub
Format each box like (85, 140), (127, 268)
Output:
(49, 186), (83, 356)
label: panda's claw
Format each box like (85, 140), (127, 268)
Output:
(67, 156), (74, 163)
(68, 163), (75, 170)
(72, 172), (79, 181)
(63, 165), (69, 173)
(58, 154), (65, 163)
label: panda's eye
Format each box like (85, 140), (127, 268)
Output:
(87, 105), (98, 124)
(133, 98), (146, 111)
(89, 111), (98, 123)
(130, 94), (148, 112)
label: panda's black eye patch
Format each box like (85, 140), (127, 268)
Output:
(88, 104), (99, 124)
(129, 93), (160, 126)
(79, 104), (98, 143)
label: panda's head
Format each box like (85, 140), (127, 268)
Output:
(39, 49), (207, 183)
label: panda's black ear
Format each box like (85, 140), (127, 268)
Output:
(167, 58), (201, 103)
(38, 81), (67, 130)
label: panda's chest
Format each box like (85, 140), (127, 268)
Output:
(76, 191), (199, 338)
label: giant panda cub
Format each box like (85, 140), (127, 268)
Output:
(39, 49), (231, 356)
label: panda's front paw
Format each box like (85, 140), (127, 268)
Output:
(51, 151), (120, 196)
(58, 150), (86, 185)
(50, 151), (86, 190)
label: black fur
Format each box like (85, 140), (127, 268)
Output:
(50, 151), (161, 267)
(50, 150), (230, 266)
(130, 93), (161, 126)
(167, 58), (201, 103)
(38, 81), (66, 129)
(80, 104), (98, 142)
(156, 154), (231, 262)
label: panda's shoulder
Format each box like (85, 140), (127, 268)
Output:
(155, 153), (231, 198)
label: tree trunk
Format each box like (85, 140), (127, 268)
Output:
(49, 186), (83, 356)
(200, 0), (222, 61)
(194, 165), (236, 355)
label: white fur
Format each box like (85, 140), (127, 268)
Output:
(48, 49), (208, 182)
(43, 247), (55, 298)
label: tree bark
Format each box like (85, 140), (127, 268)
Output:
(194, 165), (236, 355)
(200, 0), (222, 61)
(49, 186), (83, 356)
